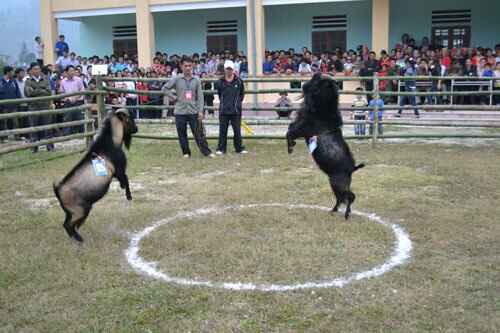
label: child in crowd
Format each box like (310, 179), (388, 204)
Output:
(351, 87), (368, 136)
(368, 95), (384, 136)
(274, 92), (293, 118)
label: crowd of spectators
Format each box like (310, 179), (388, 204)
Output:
(2, 33), (500, 148)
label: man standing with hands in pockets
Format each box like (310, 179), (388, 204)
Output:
(215, 60), (247, 155)
(164, 57), (214, 158)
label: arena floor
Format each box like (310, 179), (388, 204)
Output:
(1, 139), (499, 332)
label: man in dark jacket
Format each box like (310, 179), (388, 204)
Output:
(214, 60), (247, 155)
(25, 63), (55, 152)
(0, 66), (21, 142)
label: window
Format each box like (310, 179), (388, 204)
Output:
(431, 9), (471, 48)
(207, 35), (238, 54)
(206, 20), (238, 53)
(311, 15), (347, 54)
(113, 39), (137, 58)
(112, 25), (137, 57)
(432, 26), (470, 48)
(312, 31), (347, 54)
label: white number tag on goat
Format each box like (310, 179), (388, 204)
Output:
(92, 158), (108, 176)
(307, 136), (318, 154)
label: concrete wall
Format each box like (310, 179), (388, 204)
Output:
(154, 8), (247, 55)
(264, 0), (372, 51)
(79, 14), (136, 57)
(390, 0), (500, 49)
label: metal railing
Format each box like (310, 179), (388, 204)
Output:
(1, 74), (500, 156)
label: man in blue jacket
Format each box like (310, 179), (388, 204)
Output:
(215, 60), (247, 155)
(0, 66), (21, 142)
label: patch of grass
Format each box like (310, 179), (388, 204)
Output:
(142, 207), (393, 284)
(1, 139), (500, 332)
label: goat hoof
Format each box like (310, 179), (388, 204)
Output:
(344, 210), (351, 220)
(63, 224), (75, 238)
(126, 194), (132, 201)
(72, 232), (84, 243)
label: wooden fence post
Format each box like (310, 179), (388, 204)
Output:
(96, 76), (106, 126)
(84, 107), (93, 147)
(372, 73), (380, 148)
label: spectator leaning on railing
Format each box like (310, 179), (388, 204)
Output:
(0, 66), (21, 143)
(59, 65), (85, 135)
(25, 63), (54, 153)
(15, 68), (29, 131)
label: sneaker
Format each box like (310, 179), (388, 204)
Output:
(183, 154), (190, 158)
(215, 151), (224, 155)
(208, 153), (215, 158)
(237, 150), (248, 154)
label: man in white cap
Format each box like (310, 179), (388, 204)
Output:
(214, 60), (247, 155)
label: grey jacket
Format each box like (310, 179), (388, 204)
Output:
(164, 74), (204, 115)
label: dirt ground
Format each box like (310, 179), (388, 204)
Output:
(1, 138), (499, 332)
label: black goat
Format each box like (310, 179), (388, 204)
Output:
(53, 109), (138, 242)
(286, 73), (365, 219)
(287, 72), (343, 153)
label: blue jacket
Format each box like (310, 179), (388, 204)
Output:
(262, 61), (274, 74)
(0, 78), (21, 110)
(55, 41), (69, 57)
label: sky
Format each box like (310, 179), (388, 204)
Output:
(0, 0), (81, 65)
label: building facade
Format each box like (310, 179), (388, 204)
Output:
(41, 0), (500, 75)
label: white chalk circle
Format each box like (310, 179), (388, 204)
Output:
(125, 203), (412, 292)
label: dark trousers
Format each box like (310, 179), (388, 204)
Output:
(126, 98), (138, 119)
(204, 98), (214, 115)
(1, 106), (23, 142)
(175, 114), (212, 156)
(495, 87), (500, 105)
(217, 114), (244, 153)
(30, 112), (54, 143)
(398, 86), (419, 115)
(63, 100), (85, 136)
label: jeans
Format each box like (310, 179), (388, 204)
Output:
(369, 122), (383, 136)
(353, 115), (366, 136)
(217, 114), (245, 153)
(63, 100), (84, 136)
(175, 114), (212, 156)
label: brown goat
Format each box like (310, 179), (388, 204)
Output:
(53, 109), (138, 242)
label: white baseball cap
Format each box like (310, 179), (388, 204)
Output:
(224, 60), (235, 70)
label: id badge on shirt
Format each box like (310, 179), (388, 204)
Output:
(92, 158), (108, 177)
(185, 90), (193, 100)
(307, 136), (318, 154)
